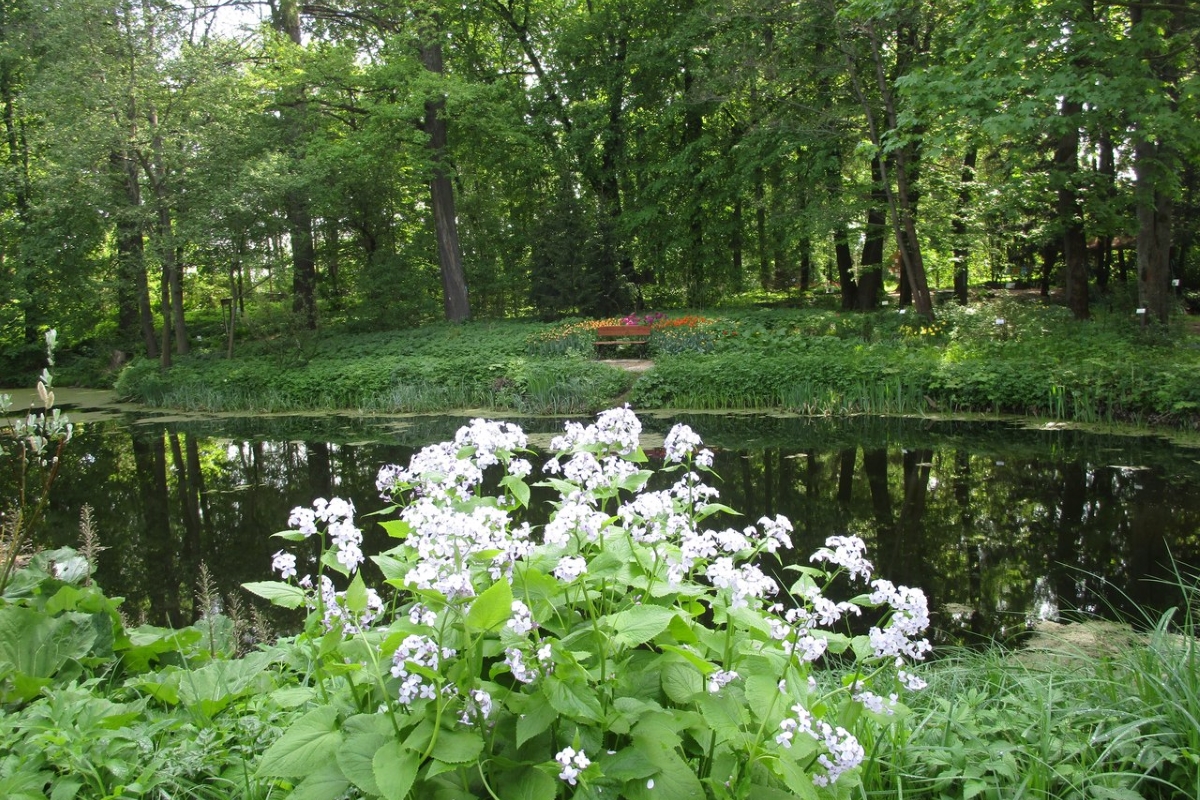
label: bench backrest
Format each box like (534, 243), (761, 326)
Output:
(596, 325), (652, 337)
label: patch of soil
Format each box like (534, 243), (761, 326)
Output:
(599, 359), (655, 373)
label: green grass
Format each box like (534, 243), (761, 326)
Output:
(107, 298), (1200, 427)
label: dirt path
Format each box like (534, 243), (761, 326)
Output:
(599, 359), (654, 373)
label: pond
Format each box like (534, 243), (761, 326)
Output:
(10, 399), (1200, 646)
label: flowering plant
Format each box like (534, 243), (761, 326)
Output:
(246, 408), (930, 799)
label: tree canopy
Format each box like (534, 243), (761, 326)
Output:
(1, 0), (1197, 360)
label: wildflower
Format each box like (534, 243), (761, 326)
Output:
(460, 689), (494, 724)
(505, 647), (539, 683)
(508, 600), (535, 635)
(707, 670), (739, 693)
(392, 634), (456, 706)
(271, 550), (297, 580)
(706, 557), (778, 609)
(898, 669), (928, 691)
(555, 747), (591, 786)
(553, 556), (587, 583)
(663, 423), (703, 463)
(810, 535), (873, 582)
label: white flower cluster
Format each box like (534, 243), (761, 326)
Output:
(868, 579), (933, 661)
(810, 534), (874, 583)
(705, 557), (778, 609)
(271, 550), (296, 580)
(775, 703), (865, 786)
(287, 497), (364, 573)
(373, 420), (536, 600)
(549, 405), (641, 456)
(555, 747), (591, 786)
(707, 669), (739, 693)
(376, 418), (528, 504)
(854, 688), (898, 716)
(504, 643), (552, 684)
(391, 634), (457, 706)
(302, 574), (384, 635)
(459, 689), (494, 725)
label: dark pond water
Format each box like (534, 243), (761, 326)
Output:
(11, 407), (1200, 645)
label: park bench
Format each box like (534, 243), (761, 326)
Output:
(594, 325), (651, 357)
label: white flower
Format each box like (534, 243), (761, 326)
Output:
(553, 556), (587, 583)
(663, 423), (703, 463)
(810, 535), (873, 582)
(555, 747), (591, 785)
(508, 600), (535, 635)
(271, 550), (297, 580)
(707, 670), (739, 693)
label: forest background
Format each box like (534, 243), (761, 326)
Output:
(1, 0), (1198, 380)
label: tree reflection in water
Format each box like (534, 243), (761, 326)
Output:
(16, 414), (1200, 642)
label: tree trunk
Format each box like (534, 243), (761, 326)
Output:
(1055, 99), (1089, 320)
(1135, 138), (1173, 322)
(834, 225), (857, 310)
(952, 147), (977, 304)
(418, 29), (470, 322)
(857, 155), (887, 310)
(272, 0), (318, 329)
(111, 150), (158, 358)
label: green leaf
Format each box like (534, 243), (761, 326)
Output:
(659, 644), (713, 675)
(431, 728), (484, 764)
(607, 605), (676, 648)
(272, 530), (309, 542)
(256, 706), (341, 778)
(516, 692), (557, 747)
(696, 692), (749, 744)
(501, 475), (531, 508)
(600, 747), (657, 781)
(496, 767), (556, 800)
(374, 740), (420, 800)
(241, 581), (306, 609)
(660, 662), (703, 704)
(380, 519), (412, 539)
(545, 675), (604, 723)
(289, 762), (350, 800)
(338, 733), (388, 795)
(465, 580), (513, 633)
(0, 607), (97, 701)
(345, 572), (369, 615)
(772, 758), (818, 800)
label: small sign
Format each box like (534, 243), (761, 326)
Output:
(1136, 308), (1147, 315)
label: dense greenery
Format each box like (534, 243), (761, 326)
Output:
(1, 0), (1198, 371)
(2, 410), (1199, 799)
(112, 299), (1200, 427)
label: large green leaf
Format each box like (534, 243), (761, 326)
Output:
(289, 762), (350, 800)
(241, 581), (306, 609)
(516, 692), (557, 747)
(431, 728), (484, 764)
(0, 607), (97, 701)
(256, 706), (341, 778)
(544, 675), (604, 723)
(339, 733), (389, 795)
(465, 580), (513, 633)
(606, 605), (676, 648)
(374, 740), (420, 800)
(496, 766), (556, 800)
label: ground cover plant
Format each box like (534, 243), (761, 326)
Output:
(112, 298), (1200, 428)
(3, 400), (1200, 798)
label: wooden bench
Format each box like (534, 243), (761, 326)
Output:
(594, 325), (651, 356)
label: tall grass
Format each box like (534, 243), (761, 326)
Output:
(858, 568), (1200, 799)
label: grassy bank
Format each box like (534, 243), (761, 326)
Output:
(109, 297), (1200, 426)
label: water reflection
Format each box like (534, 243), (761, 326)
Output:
(13, 413), (1200, 644)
